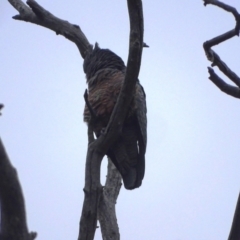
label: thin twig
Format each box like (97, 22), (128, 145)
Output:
(207, 67), (240, 98)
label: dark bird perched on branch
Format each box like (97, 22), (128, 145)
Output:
(83, 43), (147, 190)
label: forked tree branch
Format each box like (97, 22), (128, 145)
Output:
(8, 0), (91, 58)
(83, 95), (122, 239)
(203, 0), (240, 98)
(78, 0), (144, 239)
(207, 67), (240, 98)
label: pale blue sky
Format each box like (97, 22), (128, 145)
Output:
(1, 0), (240, 239)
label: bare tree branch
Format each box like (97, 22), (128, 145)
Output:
(8, 0), (91, 58)
(203, 2), (240, 239)
(82, 109), (121, 240)
(203, 0), (240, 98)
(0, 138), (36, 240)
(207, 67), (240, 98)
(98, 159), (122, 240)
(203, 0), (240, 24)
(78, 0), (144, 239)
(228, 193), (240, 240)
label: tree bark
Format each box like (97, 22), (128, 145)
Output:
(98, 160), (122, 240)
(0, 137), (36, 240)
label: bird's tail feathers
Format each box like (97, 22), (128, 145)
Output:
(107, 139), (143, 190)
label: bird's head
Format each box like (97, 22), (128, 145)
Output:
(83, 43), (125, 80)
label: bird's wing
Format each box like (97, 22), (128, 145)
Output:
(135, 82), (147, 153)
(134, 82), (147, 186)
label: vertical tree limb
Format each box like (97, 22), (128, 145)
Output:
(79, 143), (104, 240)
(83, 90), (122, 239)
(0, 137), (36, 240)
(98, 159), (122, 240)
